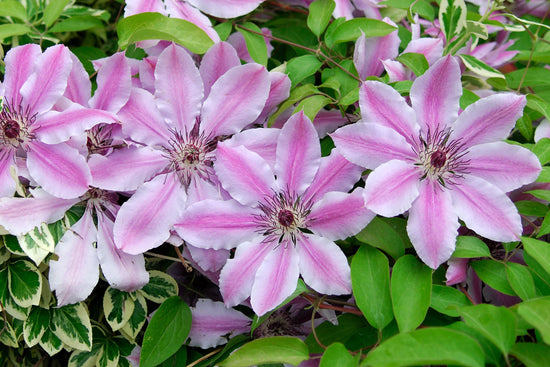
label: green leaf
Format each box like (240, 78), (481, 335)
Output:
(325, 18), (397, 47)
(362, 327), (484, 367)
(117, 12), (214, 54)
(0, 0), (27, 20)
(51, 303), (93, 351)
(236, 22), (268, 66)
(533, 138), (550, 166)
(507, 262), (538, 301)
(49, 15), (104, 33)
(140, 296), (192, 367)
(103, 288), (134, 331)
(511, 342), (550, 367)
(515, 200), (548, 217)
(286, 55), (323, 87)
(43, 0), (71, 28)
(120, 292), (147, 341)
(157, 345), (187, 367)
(8, 259), (41, 308)
(430, 285), (472, 317)
(307, 0), (335, 37)
(320, 342), (356, 367)
(351, 245), (393, 329)
(0, 317), (18, 347)
(517, 296), (550, 344)
(23, 306), (50, 347)
(439, 0), (467, 43)
(139, 270), (178, 303)
(527, 94), (550, 123)
(396, 52), (429, 77)
(506, 67), (550, 89)
(294, 94), (332, 121)
(267, 84), (320, 126)
(214, 21), (232, 41)
(218, 336), (309, 367)
(452, 236), (491, 258)
(527, 189), (550, 203)
(40, 323), (64, 356)
(0, 24), (32, 41)
(355, 216), (407, 259)
(459, 54), (505, 79)
(523, 237), (550, 278)
(539, 210), (550, 237)
(460, 304), (516, 355)
(391, 255), (432, 332)
(470, 259), (515, 296)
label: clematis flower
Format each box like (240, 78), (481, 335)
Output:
(174, 111), (374, 315)
(332, 56), (541, 269)
(0, 44), (116, 199)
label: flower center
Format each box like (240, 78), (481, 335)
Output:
(430, 149), (447, 168)
(3, 119), (20, 139)
(278, 209), (295, 227)
(0, 101), (34, 147)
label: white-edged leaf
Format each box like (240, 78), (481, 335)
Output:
(439, 0), (467, 41)
(120, 292), (147, 341)
(8, 259), (42, 307)
(51, 302), (93, 351)
(103, 287), (134, 331)
(139, 270), (178, 303)
(459, 54), (505, 79)
(24, 306), (50, 347)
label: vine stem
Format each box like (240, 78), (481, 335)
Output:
(186, 347), (223, 367)
(301, 293), (363, 315)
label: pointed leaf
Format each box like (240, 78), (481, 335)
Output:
(439, 0), (467, 42)
(18, 223), (56, 265)
(507, 262), (537, 301)
(51, 303), (93, 351)
(23, 306), (50, 347)
(236, 22), (268, 66)
(430, 285), (472, 317)
(286, 55), (323, 87)
(103, 287), (134, 332)
(139, 270), (178, 304)
(522, 236), (550, 278)
(0, 317), (18, 347)
(43, 0), (71, 27)
(459, 54), (505, 79)
(452, 236), (491, 258)
(355, 216), (407, 259)
(470, 259), (515, 296)
(326, 18), (397, 47)
(8, 259), (41, 308)
(396, 53), (429, 77)
(517, 296), (550, 345)
(0, 23), (32, 40)
(120, 293), (147, 341)
(320, 342), (357, 367)
(97, 338), (120, 367)
(0, 0), (27, 20)
(511, 343), (550, 367)
(307, 0), (335, 37)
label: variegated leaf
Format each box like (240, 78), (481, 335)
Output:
(97, 338), (120, 367)
(0, 317), (18, 347)
(39, 326), (64, 356)
(51, 302), (93, 351)
(139, 270), (178, 303)
(0, 245), (10, 265)
(459, 54), (505, 79)
(120, 293), (147, 341)
(103, 287), (134, 331)
(23, 306), (50, 347)
(8, 259), (42, 308)
(68, 349), (100, 367)
(439, 0), (467, 42)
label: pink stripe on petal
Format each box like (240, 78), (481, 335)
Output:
(0, 149), (16, 197)
(200, 63), (270, 137)
(407, 181), (459, 269)
(467, 142), (541, 192)
(255, 71), (291, 125)
(114, 173), (187, 254)
(186, 0), (262, 18)
(450, 93), (526, 148)
(360, 81), (419, 145)
(49, 209), (99, 306)
(219, 240), (272, 307)
(64, 52), (92, 105)
(363, 159), (421, 217)
(174, 199), (258, 250)
(451, 176), (523, 243)
(89, 52), (132, 113)
(3, 44), (42, 105)
(224, 128), (281, 169)
(215, 143), (275, 206)
(155, 44), (203, 132)
(199, 41), (241, 98)
(186, 244), (230, 272)
(251, 244), (300, 316)
(20, 45), (73, 115)
(308, 190), (375, 241)
(275, 111), (321, 194)
(354, 19), (399, 79)
(446, 257), (469, 286)
(410, 56), (462, 133)
(26, 141), (91, 199)
(297, 234), (352, 295)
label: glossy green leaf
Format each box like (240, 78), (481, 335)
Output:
(538, 210), (550, 237)
(140, 296), (192, 367)
(460, 304), (516, 355)
(0, 24), (32, 41)
(523, 236), (550, 277)
(103, 288), (134, 331)
(43, 0), (71, 28)
(515, 200), (548, 217)
(214, 21), (232, 41)
(452, 236), (491, 258)
(510, 342), (550, 367)
(8, 259), (41, 308)
(23, 306), (50, 347)
(286, 55), (323, 87)
(139, 270), (178, 303)
(218, 336), (309, 367)
(391, 255), (432, 332)
(527, 94), (550, 123)
(507, 262), (537, 301)
(430, 285), (472, 317)
(517, 296), (550, 344)
(320, 342), (356, 367)
(237, 22), (268, 65)
(351, 245), (393, 329)
(527, 189), (550, 203)
(362, 327), (484, 367)
(355, 216), (407, 259)
(117, 12), (214, 54)
(396, 52), (429, 77)
(471, 259), (515, 296)
(268, 84), (319, 126)
(49, 15), (104, 33)
(307, 0), (335, 37)
(506, 67), (550, 89)
(294, 94), (332, 121)
(0, 0), (27, 20)
(325, 18), (397, 47)
(533, 138), (550, 166)
(52, 303), (93, 351)
(439, 0), (467, 43)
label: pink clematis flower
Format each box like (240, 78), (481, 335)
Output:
(174, 111), (374, 315)
(0, 44), (116, 199)
(332, 56), (541, 269)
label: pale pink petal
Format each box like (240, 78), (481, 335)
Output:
(187, 0), (262, 18)
(451, 176), (522, 242)
(215, 143), (275, 206)
(410, 56), (462, 133)
(199, 41), (240, 98)
(0, 149), (16, 197)
(382, 59), (409, 82)
(3, 44), (42, 105)
(155, 44), (203, 132)
(89, 52), (132, 113)
(114, 173), (187, 254)
(175, 199), (257, 250)
(360, 81), (419, 145)
(363, 159), (421, 217)
(188, 299), (251, 348)
(165, 0), (221, 42)
(64, 52), (91, 105)
(251, 244), (300, 316)
(119, 88), (172, 146)
(403, 38), (444, 65)
(467, 142), (541, 192)
(124, 0), (165, 16)
(446, 257), (469, 286)
(200, 64), (270, 137)
(274, 112), (321, 194)
(407, 180), (459, 269)
(450, 93), (526, 148)
(219, 240), (273, 307)
(96, 211), (149, 292)
(333, 0), (354, 19)
(255, 71), (291, 124)
(0, 196), (78, 235)
(139, 56), (157, 93)
(20, 45), (72, 115)
(227, 27), (273, 64)
(49, 209), (99, 306)
(89, 146), (166, 191)
(33, 106), (117, 144)
(186, 176), (224, 204)
(224, 128), (281, 169)
(304, 152), (364, 202)
(354, 19), (399, 79)
(535, 119), (550, 142)
(331, 122), (416, 169)
(311, 109), (348, 138)
(308, 190), (375, 240)
(186, 244), (230, 272)
(26, 141), (91, 199)
(297, 234), (352, 295)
